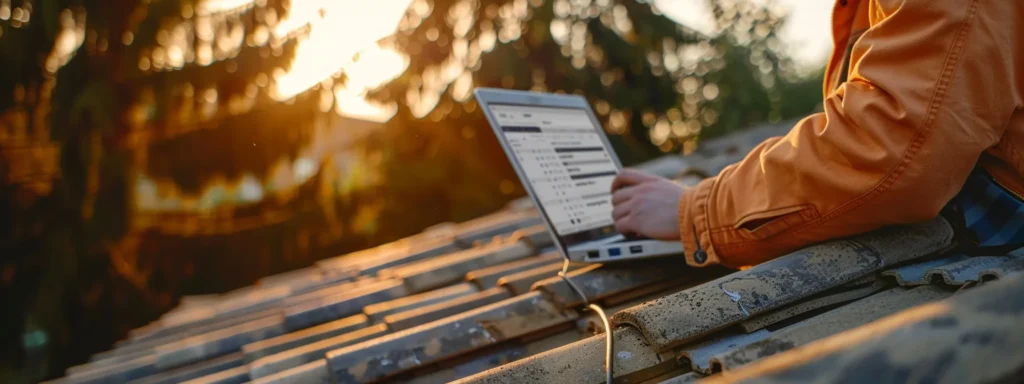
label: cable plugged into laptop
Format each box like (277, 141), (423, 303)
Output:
(557, 259), (613, 383)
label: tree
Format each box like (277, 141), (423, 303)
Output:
(362, 0), (821, 237)
(0, 0), (336, 380)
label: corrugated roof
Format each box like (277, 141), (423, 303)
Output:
(53, 131), (1024, 384)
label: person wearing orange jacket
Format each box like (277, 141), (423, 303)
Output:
(610, 0), (1024, 268)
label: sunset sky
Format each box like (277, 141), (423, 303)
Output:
(265, 0), (834, 122)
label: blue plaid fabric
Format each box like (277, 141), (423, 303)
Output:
(949, 171), (1024, 247)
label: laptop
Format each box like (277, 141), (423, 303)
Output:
(474, 88), (685, 263)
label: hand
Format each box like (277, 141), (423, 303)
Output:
(611, 169), (684, 240)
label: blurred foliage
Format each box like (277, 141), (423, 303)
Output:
(363, 0), (822, 236)
(0, 0), (329, 381)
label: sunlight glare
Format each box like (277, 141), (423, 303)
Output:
(272, 0), (413, 102)
(333, 46), (408, 122)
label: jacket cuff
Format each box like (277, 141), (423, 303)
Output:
(679, 177), (720, 267)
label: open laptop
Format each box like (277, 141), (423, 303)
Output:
(474, 88), (685, 263)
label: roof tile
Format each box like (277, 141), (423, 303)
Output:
(678, 329), (772, 374)
(325, 292), (576, 383)
(711, 285), (952, 372)
(923, 255), (1024, 286)
(464, 252), (561, 289)
(611, 218), (952, 351)
(67, 354), (157, 384)
(280, 278), (382, 310)
(738, 280), (887, 333)
(154, 316), (286, 370)
(250, 360), (331, 384)
(533, 258), (710, 309)
(124, 284), (290, 347)
(384, 287), (513, 331)
(248, 324), (388, 380)
(180, 365), (249, 384)
(496, 263), (565, 295)
(703, 273), (1024, 383)
(282, 279), (407, 330)
(451, 210), (542, 248)
(380, 240), (536, 293)
(129, 352), (243, 384)
(102, 309), (280, 361)
(398, 328), (584, 384)
(880, 254), (969, 286)
(241, 314), (368, 363)
(347, 237), (465, 277)
(362, 283), (478, 322)
(451, 326), (670, 384)
(67, 349), (152, 376)
(656, 371), (704, 384)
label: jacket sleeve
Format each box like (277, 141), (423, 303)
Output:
(678, 0), (1019, 268)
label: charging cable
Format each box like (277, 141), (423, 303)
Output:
(558, 259), (613, 383)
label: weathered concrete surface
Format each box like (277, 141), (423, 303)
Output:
(612, 218), (952, 350)
(283, 279), (407, 330)
(241, 314), (368, 363)
(384, 287), (513, 331)
(880, 254), (968, 286)
(451, 326), (671, 384)
(738, 281), (887, 333)
(532, 258), (694, 309)
(179, 365), (249, 384)
(154, 315), (286, 370)
(250, 360), (332, 384)
(363, 283), (477, 322)
(496, 263), (566, 295)
(924, 255), (1024, 286)
(381, 240), (535, 293)
(679, 330), (772, 373)
(129, 352), (243, 384)
(248, 324), (389, 379)
(703, 274), (1024, 384)
(712, 286), (952, 372)
(325, 292), (576, 383)
(465, 252), (562, 289)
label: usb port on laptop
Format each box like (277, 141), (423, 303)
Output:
(608, 248), (621, 257)
(629, 245), (643, 254)
(587, 250), (600, 259)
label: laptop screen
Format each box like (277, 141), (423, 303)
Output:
(488, 103), (619, 246)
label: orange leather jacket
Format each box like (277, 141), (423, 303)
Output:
(679, 0), (1024, 268)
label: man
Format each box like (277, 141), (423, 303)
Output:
(611, 0), (1023, 268)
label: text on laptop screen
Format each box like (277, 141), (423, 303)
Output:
(489, 104), (618, 238)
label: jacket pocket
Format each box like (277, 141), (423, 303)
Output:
(733, 205), (819, 240)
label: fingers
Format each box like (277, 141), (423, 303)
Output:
(611, 169), (660, 192)
(612, 199), (631, 220)
(611, 187), (636, 206)
(614, 214), (636, 235)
